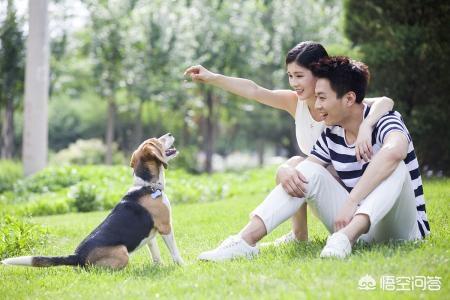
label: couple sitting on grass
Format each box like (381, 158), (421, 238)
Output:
(184, 41), (430, 261)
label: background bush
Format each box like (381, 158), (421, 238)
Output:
(13, 165), (82, 196)
(0, 160), (22, 193)
(50, 139), (125, 165)
(0, 164), (275, 217)
(69, 182), (102, 212)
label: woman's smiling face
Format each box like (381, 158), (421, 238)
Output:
(286, 62), (318, 100)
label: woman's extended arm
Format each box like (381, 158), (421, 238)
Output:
(184, 65), (298, 117)
(356, 96), (395, 161)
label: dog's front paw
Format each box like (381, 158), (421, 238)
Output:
(173, 257), (185, 266)
(152, 260), (164, 266)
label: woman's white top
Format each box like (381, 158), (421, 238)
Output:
(294, 99), (326, 155)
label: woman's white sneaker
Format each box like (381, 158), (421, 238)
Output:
(320, 232), (352, 259)
(198, 235), (259, 262)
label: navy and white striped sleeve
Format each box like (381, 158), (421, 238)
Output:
(310, 130), (331, 164)
(375, 112), (411, 144)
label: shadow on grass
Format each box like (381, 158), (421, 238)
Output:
(70, 262), (178, 279)
(260, 236), (425, 260)
(352, 239), (425, 258)
(258, 237), (326, 260)
(126, 263), (179, 278)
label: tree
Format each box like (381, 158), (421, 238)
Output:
(22, 0), (49, 176)
(179, 0), (261, 172)
(182, 0), (344, 170)
(86, 0), (137, 164)
(344, 0), (450, 173)
(121, 1), (176, 149)
(44, 0), (345, 172)
(0, 0), (25, 159)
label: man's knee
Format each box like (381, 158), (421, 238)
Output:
(296, 160), (329, 186)
(276, 156), (305, 184)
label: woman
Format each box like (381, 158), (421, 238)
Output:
(184, 41), (393, 249)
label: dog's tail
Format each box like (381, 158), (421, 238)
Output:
(1, 255), (80, 267)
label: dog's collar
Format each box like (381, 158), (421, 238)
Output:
(133, 175), (163, 189)
(128, 175), (164, 199)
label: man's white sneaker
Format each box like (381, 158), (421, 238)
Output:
(198, 235), (259, 262)
(259, 231), (299, 248)
(320, 232), (352, 259)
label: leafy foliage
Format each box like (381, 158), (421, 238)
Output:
(0, 0), (25, 159)
(0, 160), (22, 193)
(69, 182), (102, 212)
(51, 138), (125, 165)
(0, 215), (49, 260)
(0, 164), (276, 216)
(343, 0), (450, 173)
(13, 165), (83, 195)
(43, 0), (346, 170)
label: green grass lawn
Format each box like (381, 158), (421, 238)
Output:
(0, 175), (448, 299)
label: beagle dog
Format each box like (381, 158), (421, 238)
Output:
(2, 133), (184, 269)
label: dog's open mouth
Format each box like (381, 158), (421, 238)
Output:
(165, 146), (177, 157)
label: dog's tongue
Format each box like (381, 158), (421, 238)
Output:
(166, 147), (176, 156)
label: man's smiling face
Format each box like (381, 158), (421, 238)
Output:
(314, 78), (349, 126)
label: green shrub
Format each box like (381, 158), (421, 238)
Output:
(50, 139), (125, 165)
(13, 166), (82, 195)
(0, 164), (277, 216)
(0, 215), (49, 260)
(20, 198), (74, 217)
(69, 183), (102, 212)
(0, 191), (15, 205)
(169, 146), (199, 172)
(0, 160), (23, 193)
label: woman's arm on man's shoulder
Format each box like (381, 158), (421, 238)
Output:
(362, 96), (394, 126)
(356, 96), (395, 161)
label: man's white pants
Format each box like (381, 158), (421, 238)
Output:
(251, 160), (421, 243)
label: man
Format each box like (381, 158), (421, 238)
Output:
(198, 56), (429, 261)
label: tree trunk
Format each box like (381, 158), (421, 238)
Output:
(1, 97), (14, 159)
(133, 100), (143, 148)
(257, 139), (265, 167)
(204, 90), (214, 173)
(22, 0), (49, 176)
(181, 108), (190, 147)
(105, 96), (116, 165)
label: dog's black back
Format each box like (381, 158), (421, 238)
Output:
(75, 187), (156, 265)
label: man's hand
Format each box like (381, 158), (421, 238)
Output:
(277, 164), (308, 198)
(334, 199), (359, 232)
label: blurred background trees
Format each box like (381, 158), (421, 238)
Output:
(0, 0), (24, 160)
(344, 0), (450, 175)
(0, 0), (448, 174)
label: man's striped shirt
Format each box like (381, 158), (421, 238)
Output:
(310, 105), (430, 238)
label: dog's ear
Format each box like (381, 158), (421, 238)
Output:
(143, 140), (168, 169)
(130, 150), (138, 168)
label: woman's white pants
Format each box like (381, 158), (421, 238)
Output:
(251, 160), (421, 243)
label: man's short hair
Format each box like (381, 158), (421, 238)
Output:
(311, 56), (370, 103)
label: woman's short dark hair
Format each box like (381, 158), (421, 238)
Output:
(285, 41), (329, 70)
(310, 56), (370, 103)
